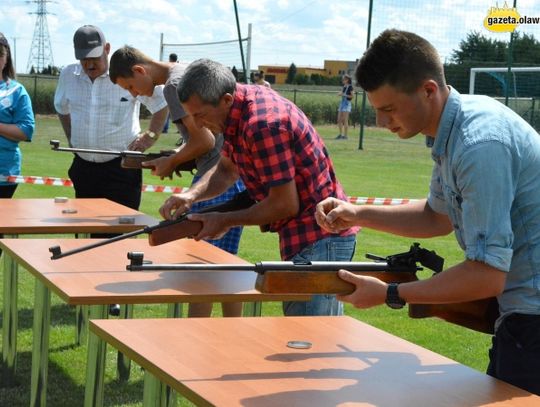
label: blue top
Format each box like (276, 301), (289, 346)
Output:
(0, 79), (34, 184)
(428, 87), (540, 327)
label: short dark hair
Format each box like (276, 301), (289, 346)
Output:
(0, 33), (15, 80)
(177, 59), (236, 106)
(169, 53), (178, 62)
(355, 29), (446, 93)
(109, 45), (152, 83)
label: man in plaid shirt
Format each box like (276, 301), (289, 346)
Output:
(160, 59), (358, 316)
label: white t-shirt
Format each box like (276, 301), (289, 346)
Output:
(54, 63), (167, 162)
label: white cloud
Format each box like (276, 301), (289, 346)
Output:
(1, 0), (539, 73)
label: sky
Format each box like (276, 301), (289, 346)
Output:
(1, 0), (540, 74)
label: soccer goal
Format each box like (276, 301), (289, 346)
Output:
(469, 67), (540, 129)
(159, 24), (252, 80)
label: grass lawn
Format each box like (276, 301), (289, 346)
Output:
(0, 116), (491, 406)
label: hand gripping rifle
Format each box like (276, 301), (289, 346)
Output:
(48, 190), (256, 260)
(125, 243), (498, 334)
(50, 140), (196, 174)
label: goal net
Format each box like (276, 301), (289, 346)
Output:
(159, 31), (252, 81)
(469, 67), (540, 130)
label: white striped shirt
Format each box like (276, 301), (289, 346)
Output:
(54, 63), (167, 162)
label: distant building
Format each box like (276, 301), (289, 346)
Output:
(258, 59), (358, 85)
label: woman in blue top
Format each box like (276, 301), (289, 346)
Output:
(0, 33), (34, 199)
(336, 74), (353, 140)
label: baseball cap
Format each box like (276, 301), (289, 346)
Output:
(73, 25), (105, 59)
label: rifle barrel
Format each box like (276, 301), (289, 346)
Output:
(49, 228), (148, 260)
(126, 260), (419, 273)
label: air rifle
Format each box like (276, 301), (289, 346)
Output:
(125, 243), (498, 334)
(49, 139), (196, 174)
(48, 190), (256, 260)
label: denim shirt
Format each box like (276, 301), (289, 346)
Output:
(427, 87), (540, 327)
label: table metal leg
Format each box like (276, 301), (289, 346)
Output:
(30, 279), (51, 407)
(142, 370), (162, 407)
(76, 305), (89, 346)
(117, 304), (133, 382)
(1, 234), (19, 386)
(242, 301), (262, 317)
(75, 233), (91, 345)
(83, 305), (108, 407)
(166, 303), (183, 318)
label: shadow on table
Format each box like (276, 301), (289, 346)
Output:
(186, 346), (532, 407)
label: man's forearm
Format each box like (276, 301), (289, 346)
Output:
(189, 158), (238, 203)
(357, 199), (453, 237)
(57, 114), (72, 146)
(148, 107), (168, 134)
(399, 260), (507, 304)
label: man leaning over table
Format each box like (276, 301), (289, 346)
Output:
(159, 58), (359, 317)
(316, 29), (540, 395)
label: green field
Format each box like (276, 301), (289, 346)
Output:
(0, 117), (491, 406)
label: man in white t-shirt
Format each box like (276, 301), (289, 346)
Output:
(54, 25), (168, 211)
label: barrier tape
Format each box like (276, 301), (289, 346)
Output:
(1, 175), (418, 205)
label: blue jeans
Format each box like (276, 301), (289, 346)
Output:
(283, 235), (356, 316)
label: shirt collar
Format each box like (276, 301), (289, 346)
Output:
(432, 86), (460, 158)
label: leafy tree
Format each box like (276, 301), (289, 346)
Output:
(445, 31), (540, 96)
(40, 65), (60, 76)
(294, 73), (311, 85)
(286, 63), (297, 84)
(450, 31), (506, 64)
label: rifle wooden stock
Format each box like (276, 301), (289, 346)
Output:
(408, 298), (499, 334)
(121, 154), (196, 174)
(147, 190), (257, 246)
(255, 270), (498, 334)
(254, 270), (418, 294)
(148, 219), (203, 246)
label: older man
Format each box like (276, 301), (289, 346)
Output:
(54, 25), (167, 211)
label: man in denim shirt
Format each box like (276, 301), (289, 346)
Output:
(316, 29), (540, 395)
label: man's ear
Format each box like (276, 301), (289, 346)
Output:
(222, 93), (234, 106)
(132, 65), (147, 76)
(423, 79), (439, 99)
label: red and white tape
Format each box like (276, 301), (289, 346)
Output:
(1, 175), (417, 205)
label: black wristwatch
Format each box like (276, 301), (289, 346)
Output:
(385, 283), (406, 309)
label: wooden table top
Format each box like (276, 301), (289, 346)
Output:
(0, 198), (157, 234)
(90, 316), (540, 407)
(0, 238), (308, 305)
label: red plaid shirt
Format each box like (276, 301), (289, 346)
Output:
(222, 84), (358, 260)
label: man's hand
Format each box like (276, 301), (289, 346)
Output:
(336, 270), (388, 308)
(128, 130), (158, 152)
(187, 212), (230, 241)
(315, 197), (359, 233)
(142, 155), (179, 179)
(159, 193), (194, 220)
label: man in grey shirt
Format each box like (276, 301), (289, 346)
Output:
(109, 45), (246, 318)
